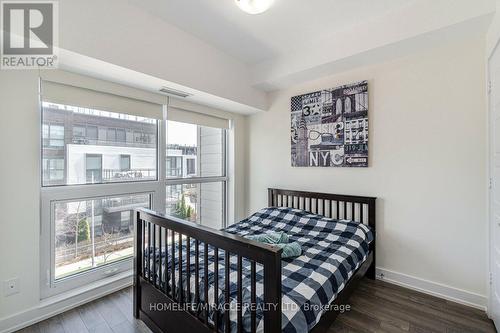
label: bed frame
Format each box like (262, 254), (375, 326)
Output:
(133, 188), (376, 333)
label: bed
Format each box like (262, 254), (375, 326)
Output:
(133, 188), (376, 333)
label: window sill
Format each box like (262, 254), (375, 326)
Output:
(39, 269), (133, 307)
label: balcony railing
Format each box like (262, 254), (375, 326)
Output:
(72, 136), (155, 149)
(166, 168), (183, 177)
(102, 169), (157, 181)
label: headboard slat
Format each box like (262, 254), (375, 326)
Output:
(267, 188), (376, 232)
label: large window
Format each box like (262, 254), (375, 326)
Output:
(40, 73), (230, 298)
(41, 102), (160, 297)
(40, 74), (166, 298)
(165, 120), (227, 228)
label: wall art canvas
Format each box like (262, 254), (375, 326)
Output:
(291, 80), (369, 167)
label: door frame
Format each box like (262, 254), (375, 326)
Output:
(488, 38), (500, 320)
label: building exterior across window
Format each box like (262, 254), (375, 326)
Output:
(41, 102), (158, 186)
(165, 120), (227, 231)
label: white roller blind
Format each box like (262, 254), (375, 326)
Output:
(168, 98), (230, 129)
(40, 70), (166, 119)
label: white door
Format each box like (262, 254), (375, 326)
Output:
(489, 44), (500, 330)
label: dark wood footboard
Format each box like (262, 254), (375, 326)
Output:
(134, 209), (283, 333)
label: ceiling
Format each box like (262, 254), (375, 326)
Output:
(126, 0), (495, 92)
(128, 0), (414, 65)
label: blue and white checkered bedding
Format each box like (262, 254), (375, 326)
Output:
(145, 207), (374, 333)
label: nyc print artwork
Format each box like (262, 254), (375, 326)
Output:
(291, 81), (368, 167)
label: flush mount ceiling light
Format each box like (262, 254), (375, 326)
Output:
(235, 0), (274, 14)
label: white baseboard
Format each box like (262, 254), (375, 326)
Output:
(0, 272), (133, 333)
(376, 267), (487, 311)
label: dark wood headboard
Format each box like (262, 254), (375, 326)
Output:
(267, 188), (376, 231)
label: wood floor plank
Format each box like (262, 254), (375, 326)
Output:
(353, 283), (494, 332)
(38, 316), (64, 333)
(93, 297), (128, 328)
(78, 301), (106, 330)
(328, 320), (362, 333)
(60, 310), (89, 333)
(351, 289), (471, 332)
(16, 324), (41, 333)
(363, 279), (488, 322)
(347, 295), (410, 331)
(88, 322), (113, 333)
(15, 279), (496, 333)
(110, 321), (147, 333)
(108, 290), (134, 324)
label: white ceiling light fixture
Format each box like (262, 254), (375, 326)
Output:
(235, 0), (274, 14)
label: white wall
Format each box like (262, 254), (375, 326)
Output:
(246, 38), (488, 306)
(487, 0), (500, 56)
(0, 71), (40, 324)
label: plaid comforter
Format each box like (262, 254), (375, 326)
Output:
(146, 207), (374, 333)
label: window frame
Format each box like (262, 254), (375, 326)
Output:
(40, 99), (230, 299)
(40, 108), (167, 298)
(165, 122), (228, 228)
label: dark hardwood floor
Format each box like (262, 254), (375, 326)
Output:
(16, 279), (496, 333)
(330, 279), (496, 333)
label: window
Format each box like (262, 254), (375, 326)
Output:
(73, 125), (86, 138)
(345, 97), (351, 114)
(166, 182), (224, 229)
(87, 126), (98, 141)
(86, 154), (102, 183)
(40, 72), (230, 298)
(166, 156), (182, 177)
(186, 158), (196, 175)
(120, 155), (131, 171)
(41, 103), (161, 298)
(40, 73), (165, 298)
(116, 129), (126, 142)
(134, 131), (151, 144)
(53, 193), (151, 280)
(166, 121), (227, 228)
(42, 158), (65, 185)
(106, 128), (116, 142)
(43, 123), (65, 147)
(41, 103), (158, 186)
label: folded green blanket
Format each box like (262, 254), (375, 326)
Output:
(245, 232), (302, 259)
(246, 231), (289, 244)
(274, 242), (302, 259)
